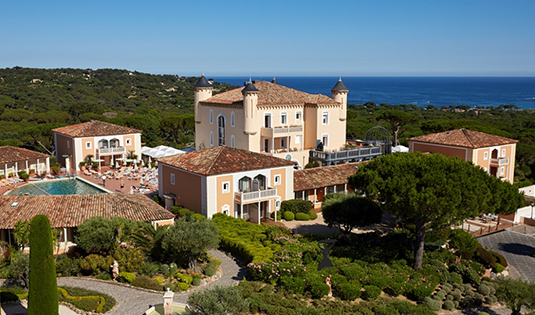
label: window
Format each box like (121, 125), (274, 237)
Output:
(98, 139), (108, 149)
(295, 135), (301, 144)
(170, 173), (175, 185)
(109, 139), (119, 148)
(86, 142), (91, 149)
(275, 199), (281, 210)
(484, 152), (488, 160)
(222, 181), (230, 193)
(500, 167), (505, 175)
(281, 138), (285, 148)
(210, 131), (214, 146)
(231, 111), (235, 127)
(295, 111), (302, 122)
(218, 115), (225, 146)
(322, 134), (329, 148)
(322, 111), (329, 125)
(295, 191), (304, 199)
(231, 135), (235, 148)
(264, 113), (272, 128)
(326, 185), (335, 195)
(67, 141), (70, 149)
(501, 149), (506, 157)
(126, 139), (131, 145)
(209, 109), (213, 124)
(280, 112), (288, 125)
(274, 175), (281, 186)
(222, 204), (230, 215)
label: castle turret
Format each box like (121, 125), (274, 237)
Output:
(194, 74), (213, 124)
(331, 77), (349, 121)
(242, 81), (258, 135)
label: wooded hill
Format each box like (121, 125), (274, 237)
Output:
(0, 67), (534, 185)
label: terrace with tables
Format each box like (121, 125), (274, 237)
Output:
(76, 164), (159, 195)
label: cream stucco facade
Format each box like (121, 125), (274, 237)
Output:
(193, 77), (349, 167)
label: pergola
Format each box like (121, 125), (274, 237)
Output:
(0, 146), (50, 177)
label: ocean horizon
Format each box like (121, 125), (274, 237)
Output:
(211, 76), (535, 110)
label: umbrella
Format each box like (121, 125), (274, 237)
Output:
(129, 186), (134, 194)
(115, 160), (120, 169)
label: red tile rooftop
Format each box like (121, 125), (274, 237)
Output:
(0, 193), (174, 229)
(52, 120), (141, 137)
(201, 81), (339, 107)
(0, 146), (50, 164)
(294, 162), (361, 191)
(157, 146), (295, 176)
(408, 129), (518, 149)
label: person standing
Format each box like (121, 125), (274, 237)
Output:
(120, 179), (125, 191)
(102, 175), (106, 187)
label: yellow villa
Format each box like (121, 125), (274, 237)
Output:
(193, 75), (364, 168)
(53, 120), (142, 172)
(408, 129), (518, 183)
(157, 146), (295, 223)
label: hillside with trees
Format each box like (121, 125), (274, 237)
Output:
(0, 67), (236, 151)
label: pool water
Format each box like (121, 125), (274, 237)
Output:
(8, 178), (106, 195)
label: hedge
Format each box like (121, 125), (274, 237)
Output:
(295, 212), (310, 221)
(283, 211), (295, 221)
(281, 199), (311, 215)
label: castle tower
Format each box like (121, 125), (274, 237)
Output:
(194, 74), (213, 124)
(331, 77), (349, 121)
(242, 81), (258, 135)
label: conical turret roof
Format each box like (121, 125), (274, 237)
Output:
(194, 74), (212, 88)
(241, 81), (259, 93)
(331, 77), (348, 91)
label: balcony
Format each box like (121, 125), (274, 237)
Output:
(98, 146), (126, 155)
(235, 187), (277, 204)
(490, 157), (509, 166)
(261, 125), (303, 137)
(309, 146), (382, 166)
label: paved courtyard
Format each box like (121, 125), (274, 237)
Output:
(478, 227), (535, 283)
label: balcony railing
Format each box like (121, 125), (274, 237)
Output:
(261, 125), (303, 137)
(98, 146), (126, 155)
(490, 157), (509, 166)
(309, 146), (382, 165)
(235, 187), (277, 203)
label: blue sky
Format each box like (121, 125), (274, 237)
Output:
(1, 1), (534, 76)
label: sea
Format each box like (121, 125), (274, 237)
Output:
(211, 76), (535, 110)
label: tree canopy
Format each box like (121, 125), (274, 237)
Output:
(322, 193), (382, 234)
(349, 152), (524, 269)
(376, 110), (417, 146)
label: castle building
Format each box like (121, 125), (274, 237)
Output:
(193, 75), (350, 167)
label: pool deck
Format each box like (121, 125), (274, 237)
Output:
(1, 167), (158, 198)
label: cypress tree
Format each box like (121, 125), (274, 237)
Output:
(28, 215), (59, 315)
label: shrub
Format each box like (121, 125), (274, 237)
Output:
(450, 289), (462, 301)
(478, 284), (490, 296)
(117, 272), (136, 284)
(309, 212), (318, 220)
(491, 251), (508, 267)
(161, 264), (170, 276)
(192, 277), (201, 286)
(412, 284), (434, 301)
(443, 299), (455, 310)
(204, 265), (217, 277)
(75, 217), (117, 254)
(424, 297), (442, 311)
(270, 211), (282, 221)
(476, 246), (497, 269)
(97, 272), (112, 280)
(80, 254), (113, 276)
(280, 276), (306, 295)
(113, 247), (145, 273)
(283, 211), (295, 221)
(176, 273), (193, 284)
(169, 262), (178, 274)
(337, 281), (362, 301)
(155, 276), (163, 284)
(449, 229), (478, 259)
(494, 263), (505, 273)
(132, 275), (162, 291)
(55, 256), (81, 277)
(187, 286), (249, 315)
(177, 282), (190, 291)
(362, 285), (381, 301)
(308, 281), (330, 299)
(281, 199), (312, 215)
(295, 213), (310, 221)
(140, 262), (160, 277)
(28, 215), (58, 315)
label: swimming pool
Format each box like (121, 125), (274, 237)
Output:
(8, 177), (107, 196)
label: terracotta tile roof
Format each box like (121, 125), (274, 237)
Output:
(202, 81), (339, 106)
(52, 120), (141, 137)
(294, 162), (360, 191)
(157, 146), (295, 176)
(408, 129), (518, 149)
(0, 194), (174, 229)
(0, 146), (50, 164)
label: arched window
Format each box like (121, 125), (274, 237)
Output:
(491, 149), (498, 159)
(218, 115), (225, 146)
(253, 174), (266, 190)
(239, 176), (251, 192)
(109, 138), (119, 148)
(98, 139), (109, 149)
(231, 111), (235, 127)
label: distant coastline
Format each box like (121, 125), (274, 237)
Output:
(211, 76), (535, 110)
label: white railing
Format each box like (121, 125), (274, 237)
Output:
(236, 187), (277, 203)
(98, 146), (126, 155)
(491, 157), (509, 166)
